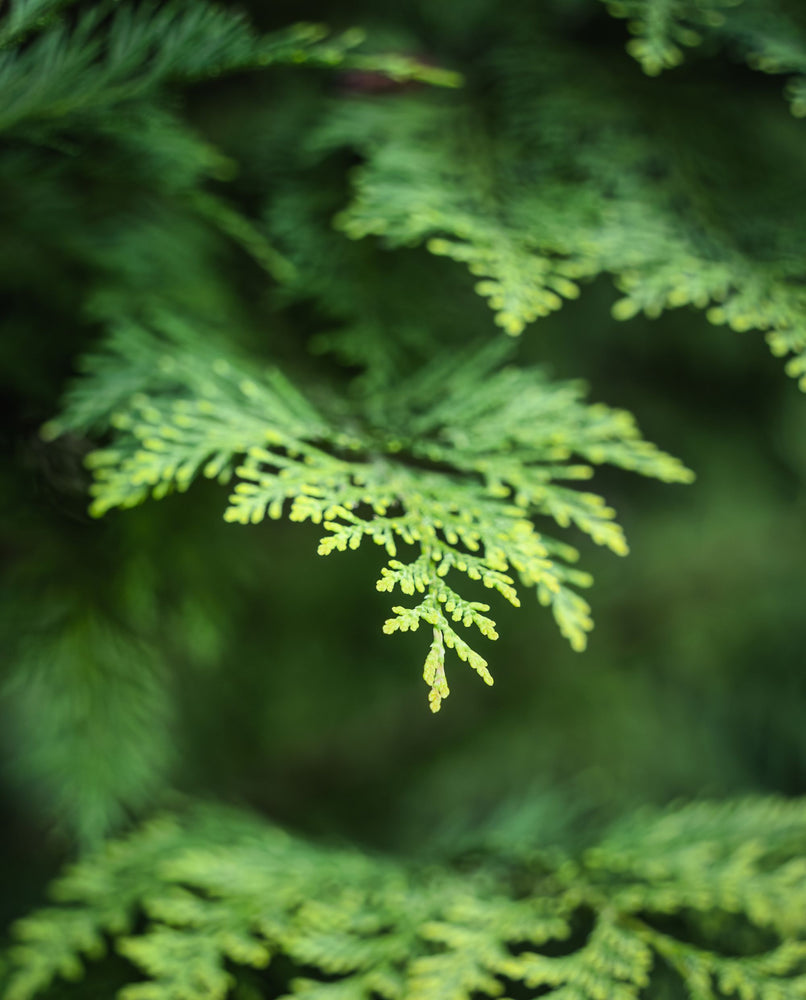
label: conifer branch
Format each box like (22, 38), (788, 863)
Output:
(320, 82), (806, 390)
(6, 797), (806, 1000)
(45, 312), (692, 711)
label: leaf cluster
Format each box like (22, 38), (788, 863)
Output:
(2, 4), (806, 1000)
(317, 23), (806, 390)
(5, 797), (806, 1000)
(45, 312), (691, 709)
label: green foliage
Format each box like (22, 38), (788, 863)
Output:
(599, 0), (743, 75)
(0, 0), (457, 135)
(5, 797), (806, 1000)
(0, 0), (457, 302)
(44, 312), (691, 710)
(601, 0), (806, 114)
(2, 605), (174, 848)
(320, 33), (806, 387)
(4, 3), (806, 1000)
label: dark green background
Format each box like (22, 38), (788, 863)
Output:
(2, 0), (806, 932)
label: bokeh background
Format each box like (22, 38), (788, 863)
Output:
(3, 0), (806, 937)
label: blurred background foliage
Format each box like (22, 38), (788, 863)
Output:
(2, 0), (806, 946)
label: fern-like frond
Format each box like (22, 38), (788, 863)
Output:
(5, 797), (806, 1000)
(508, 911), (653, 1000)
(0, 1), (458, 136)
(600, 0), (806, 117)
(44, 312), (691, 710)
(586, 797), (806, 936)
(319, 64), (806, 389)
(320, 98), (586, 337)
(599, 0), (742, 75)
(0, 1), (256, 131)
